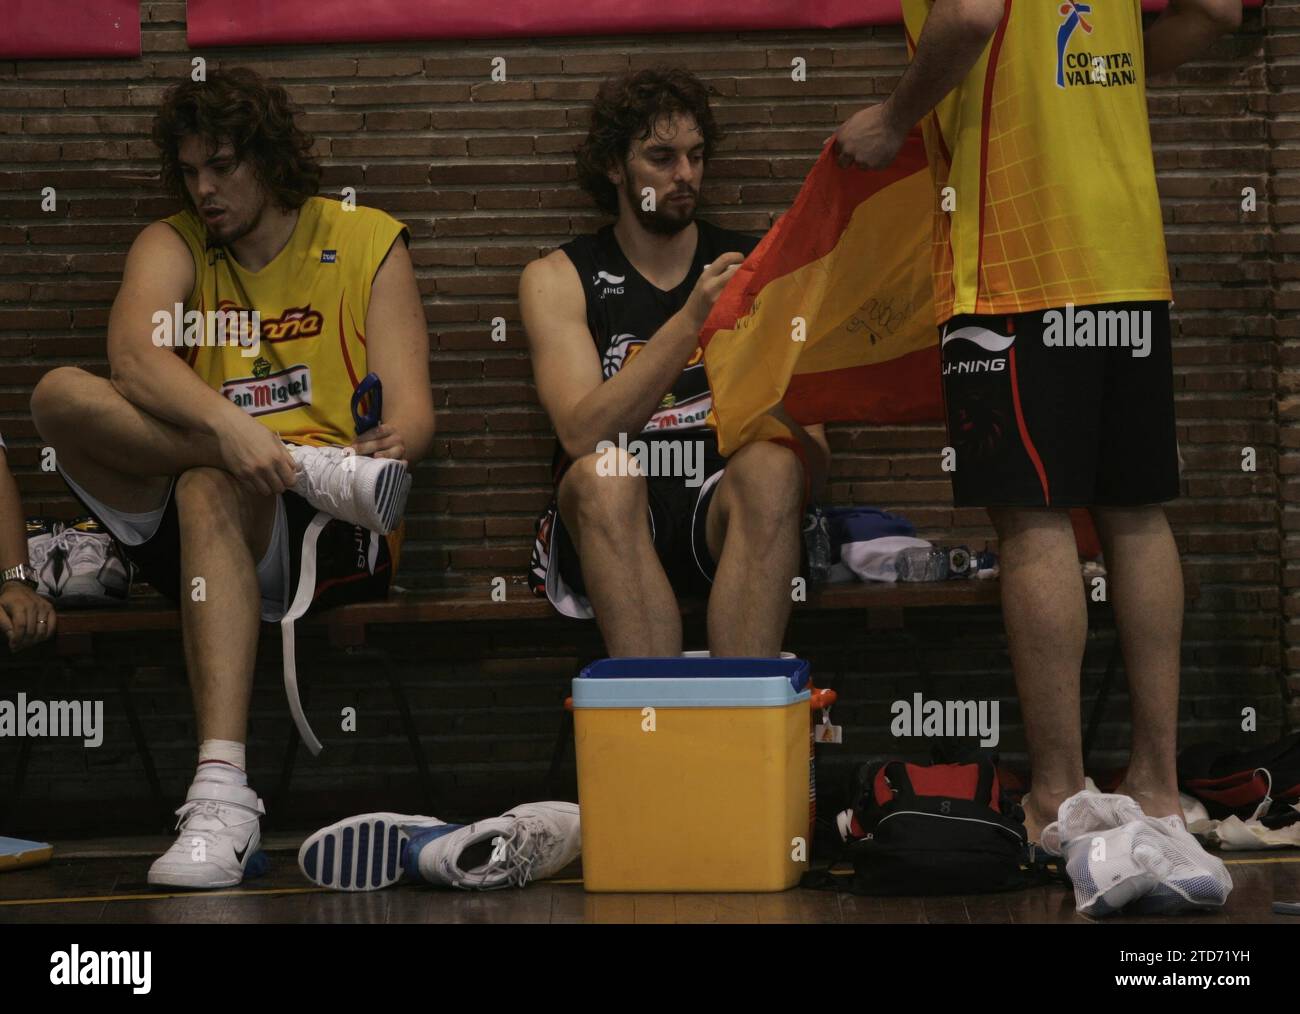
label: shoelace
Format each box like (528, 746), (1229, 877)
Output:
(171, 797), (259, 851)
(27, 529), (84, 588)
(500, 819), (557, 888)
(170, 799), (226, 850)
(29, 527), (74, 567)
(294, 448), (354, 514)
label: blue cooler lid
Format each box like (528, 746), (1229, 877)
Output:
(573, 657), (811, 708)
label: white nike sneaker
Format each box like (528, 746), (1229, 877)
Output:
(56, 517), (130, 607)
(286, 443), (410, 535)
(298, 812), (449, 892)
(147, 780), (265, 889)
(411, 800), (581, 890)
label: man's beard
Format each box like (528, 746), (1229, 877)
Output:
(624, 174), (698, 236)
(205, 200), (262, 247)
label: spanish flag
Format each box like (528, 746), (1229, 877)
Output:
(701, 129), (941, 455)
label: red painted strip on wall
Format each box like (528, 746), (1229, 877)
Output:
(188, 0), (885, 46)
(1, 0), (140, 59)
(185, 0), (1261, 48)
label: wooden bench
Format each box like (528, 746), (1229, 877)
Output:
(3, 576), (1189, 829)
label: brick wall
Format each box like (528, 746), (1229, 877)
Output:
(0, 2), (1293, 834)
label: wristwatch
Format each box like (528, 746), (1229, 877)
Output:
(1, 564), (38, 591)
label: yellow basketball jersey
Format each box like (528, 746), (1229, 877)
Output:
(164, 196), (408, 447)
(900, 0), (1172, 323)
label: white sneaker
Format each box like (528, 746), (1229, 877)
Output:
(56, 517), (130, 607)
(411, 801), (581, 890)
(1126, 814), (1232, 914)
(25, 518), (68, 598)
(147, 780), (265, 889)
(286, 443), (410, 535)
(298, 812), (448, 892)
(1041, 790), (1146, 857)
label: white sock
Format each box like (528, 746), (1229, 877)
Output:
(196, 739), (248, 786)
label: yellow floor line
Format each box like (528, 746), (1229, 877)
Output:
(0, 885), (331, 907)
(5, 857), (1296, 908)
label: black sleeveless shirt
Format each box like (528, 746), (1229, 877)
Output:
(558, 219), (760, 439)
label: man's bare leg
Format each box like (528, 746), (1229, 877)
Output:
(31, 366), (229, 512)
(1093, 505), (1184, 822)
(558, 450), (681, 656)
(175, 467), (277, 744)
(991, 507), (1088, 841)
(705, 441), (804, 657)
(34, 367), (276, 760)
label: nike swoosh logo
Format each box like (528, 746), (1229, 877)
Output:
(234, 838), (253, 864)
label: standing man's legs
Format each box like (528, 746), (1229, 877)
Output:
(989, 507), (1088, 841)
(1094, 505), (1184, 821)
(996, 504), (1185, 841)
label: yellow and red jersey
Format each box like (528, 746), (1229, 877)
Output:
(900, 0), (1171, 323)
(164, 196), (408, 447)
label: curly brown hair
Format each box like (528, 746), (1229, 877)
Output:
(575, 68), (723, 216)
(152, 67), (321, 212)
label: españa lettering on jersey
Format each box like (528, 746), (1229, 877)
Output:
(900, 0), (1172, 322)
(164, 196), (408, 447)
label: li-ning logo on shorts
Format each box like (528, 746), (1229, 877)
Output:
(221, 364), (312, 417)
(321, 249), (337, 263)
(941, 325), (1012, 375)
(594, 271), (625, 298)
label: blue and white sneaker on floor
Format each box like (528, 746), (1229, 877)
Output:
(411, 801), (581, 890)
(147, 780), (266, 889)
(300, 802), (581, 892)
(298, 812), (449, 891)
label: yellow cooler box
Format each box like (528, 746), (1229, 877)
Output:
(573, 656), (811, 892)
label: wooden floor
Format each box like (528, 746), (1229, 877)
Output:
(1, 836), (1297, 924)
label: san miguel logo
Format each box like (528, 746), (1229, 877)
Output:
(260, 305), (325, 343)
(1056, 2), (1137, 90)
(221, 364), (313, 417)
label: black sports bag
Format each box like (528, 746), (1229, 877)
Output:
(804, 754), (1035, 895)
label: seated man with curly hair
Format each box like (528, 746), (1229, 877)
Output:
(521, 68), (829, 655)
(30, 68), (434, 889)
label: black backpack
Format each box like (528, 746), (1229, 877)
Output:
(1178, 732), (1300, 822)
(804, 753), (1037, 896)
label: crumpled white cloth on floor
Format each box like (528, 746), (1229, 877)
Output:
(1189, 806), (1300, 850)
(1043, 789), (1233, 917)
